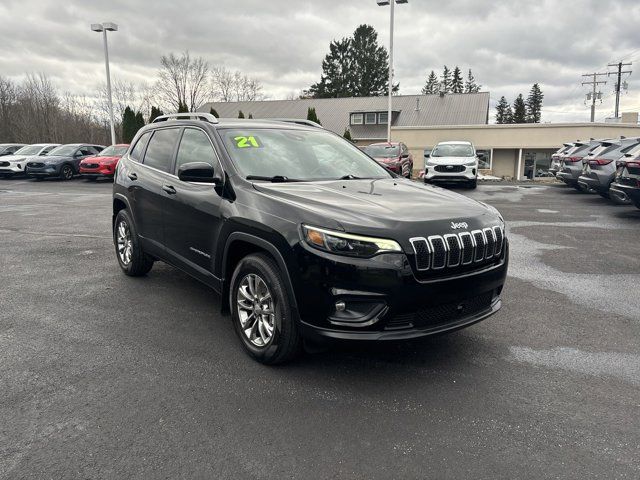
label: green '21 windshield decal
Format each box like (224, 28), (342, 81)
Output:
(234, 135), (262, 148)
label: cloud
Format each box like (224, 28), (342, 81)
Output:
(0, 0), (638, 122)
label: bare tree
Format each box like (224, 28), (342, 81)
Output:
(211, 66), (264, 102)
(156, 51), (212, 112)
(0, 76), (18, 140)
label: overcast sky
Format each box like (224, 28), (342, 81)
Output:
(1, 0), (639, 123)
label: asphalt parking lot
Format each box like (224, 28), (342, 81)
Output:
(1, 178), (639, 479)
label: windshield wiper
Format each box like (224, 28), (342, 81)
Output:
(338, 174), (362, 180)
(246, 175), (302, 182)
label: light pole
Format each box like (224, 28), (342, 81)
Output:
(377, 0), (407, 143)
(91, 22), (118, 146)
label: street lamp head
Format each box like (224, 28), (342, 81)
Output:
(376, 0), (407, 4)
(103, 22), (118, 31)
(90, 23), (104, 32)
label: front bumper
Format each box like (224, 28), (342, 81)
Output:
(291, 240), (508, 342)
(80, 166), (115, 178)
(26, 165), (60, 177)
(0, 162), (27, 175)
(424, 165), (476, 182)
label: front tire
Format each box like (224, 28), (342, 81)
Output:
(230, 253), (302, 364)
(468, 179), (477, 189)
(113, 209), (154, 276)
(60, 164), (74, 181)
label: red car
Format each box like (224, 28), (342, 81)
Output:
(79, 144), (130, 180)
(362, 142), (414, 178)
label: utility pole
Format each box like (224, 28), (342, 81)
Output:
(582, 73), (607, 122)
(607, 62), (632, 119)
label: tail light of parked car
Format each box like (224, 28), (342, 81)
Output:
(565, 156), (583, 163)
(625, 161), (640, 176)
(588, 158), (614, 166)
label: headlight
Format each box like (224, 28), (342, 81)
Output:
(464, 160), (477, 166)
(302, 225), (402, 257)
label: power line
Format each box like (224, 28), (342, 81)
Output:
(581, 72), (607, 122)
(607, 62), (632, 118)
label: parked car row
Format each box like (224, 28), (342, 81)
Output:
(0, 143), (130, 181)
(552, 136), (640, 210)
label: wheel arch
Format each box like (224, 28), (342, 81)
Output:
(221, 232), (299, 317)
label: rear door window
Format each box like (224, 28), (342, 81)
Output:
(143, 128), (180, 173)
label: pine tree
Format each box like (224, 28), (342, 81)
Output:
(451, 66), (463, 93)
(350, 24), (391, 96)
(421, 71), (439, 95)
(306, 107), (321, 125)
(343, 128), (353, 142)
(121, 106), (137, 143)
(209, 107), (219, 118)
(512, 94), (527, 123)
(440, 66), (452, 94)
(177, 102), (189, 113)
(464, 69), (481, 93)
(526, 83), (544, 123)
(149, 106), (164, 122)
(495, 96), (510, 124)
(134, 111), (145, 133)
(238, 110), (245, 119)
(308, 25), (393, 98)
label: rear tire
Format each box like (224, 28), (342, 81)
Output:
(113, 209), (154, 276)
(230, 253), (302, 364)
(598, 190), (610, 199)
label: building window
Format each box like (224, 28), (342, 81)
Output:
(350, 113), (363, 125)
(365, 112), (377, 124)
(378, 112), (389, 124)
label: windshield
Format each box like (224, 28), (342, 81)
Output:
(431, 144), (474, 157)
(14, 145), (44, 155)
(363, 145), (400, 157)
(98, 145), (128, 157)
(221, 128), (392, 181)
(47, 145), (78, 156)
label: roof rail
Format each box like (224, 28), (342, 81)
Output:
(270, 118), (323, 128)
(152, 113), (219, 124)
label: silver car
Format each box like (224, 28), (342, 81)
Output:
(556, 139), (603, 190)
(577, 137), (640, 198)
(549, 143), (574, 176)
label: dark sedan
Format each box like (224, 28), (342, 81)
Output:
(26, 144), (105, 180)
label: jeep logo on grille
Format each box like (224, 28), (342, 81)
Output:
(450, 221), (468, 230)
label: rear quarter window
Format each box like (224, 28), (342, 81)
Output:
(130, 132), (151, 162)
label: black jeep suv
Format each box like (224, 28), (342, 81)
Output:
(113, 113), (508, 364)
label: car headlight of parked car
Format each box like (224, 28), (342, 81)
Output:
(303, 225), (402, 257)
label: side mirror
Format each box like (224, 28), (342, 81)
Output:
(178, 162), (222, 184)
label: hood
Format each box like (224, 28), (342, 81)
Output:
(252, 178), (498, 238)
(38, 155), (72, 164)
(4, 155), (26, 162)
(83, 155), (119, 163)
(427, 156), (476, 165)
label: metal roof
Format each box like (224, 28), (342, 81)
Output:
(200, 92), (489, 141)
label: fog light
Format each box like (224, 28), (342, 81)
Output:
(335, 301), (346, 312)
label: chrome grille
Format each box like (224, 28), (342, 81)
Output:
(410, 225), (504, 271)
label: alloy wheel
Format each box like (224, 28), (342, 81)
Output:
(62, 165), (73, 180)
(236, 273), (275, 347)
(116, 220), (133, 265)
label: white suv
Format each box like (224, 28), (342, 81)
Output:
(424, 141), (478, 189)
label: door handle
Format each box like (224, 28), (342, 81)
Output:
(128, 172), (138, 181)
(162, 184), (177, 195)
